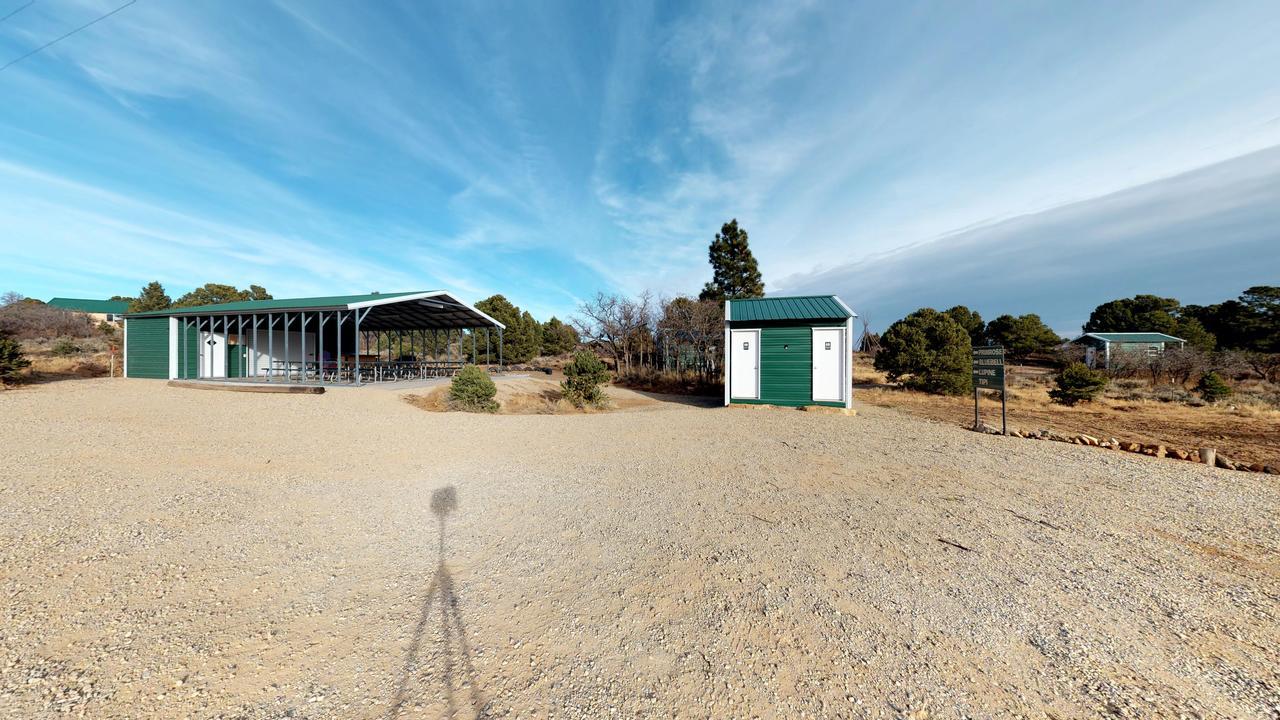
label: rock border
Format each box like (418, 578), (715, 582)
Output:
(970, 422), (1278, 475)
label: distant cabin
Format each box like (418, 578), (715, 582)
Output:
(47, 298), (130, 324)
(1069, 332), (1185, 369)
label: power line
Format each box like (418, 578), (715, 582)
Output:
(0, 1), (35, 24)
(0, 0), (136, 73)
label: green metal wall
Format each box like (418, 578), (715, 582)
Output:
(176, 321), (198, 379)
(125, 317), (170, 379)
(730, 321), (845, 407)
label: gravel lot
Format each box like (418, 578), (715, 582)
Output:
(2, 378), (1278, 719)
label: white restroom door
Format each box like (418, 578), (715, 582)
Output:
(811, 327), (844, 402)
(730, 329), (760, 399)
(201, 331), (227, 378)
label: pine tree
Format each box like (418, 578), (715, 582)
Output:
(474, 295), (541, 364)
(128, 281), (172, 313)
(699, 219), (764, 302)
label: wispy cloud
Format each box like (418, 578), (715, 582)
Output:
(1, 1), (1278, 320)
(778, 146), (1280, 334)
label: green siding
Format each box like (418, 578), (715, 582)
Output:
(730, 322), (847, 406)
(176, 321), (198, 378)
(759, 326), (812, 405)
(126, 317), (170, 379)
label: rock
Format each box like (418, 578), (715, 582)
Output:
(1122, 442), (1141, 453)
(1249, 463), (1265, 473)
(1170, 449), (1188, 461)
(1079, 434), (1100, 446)
(1215, 455), (1235, 470)
(1265, 465), (1280, 475)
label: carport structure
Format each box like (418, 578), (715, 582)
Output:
(123, 291), (506, 385)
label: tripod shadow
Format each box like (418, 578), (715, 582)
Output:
(387, 486), (487, 718)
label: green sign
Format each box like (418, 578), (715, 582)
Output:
(972, 346), (1005, 388)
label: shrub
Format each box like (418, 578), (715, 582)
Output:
(448, 365), (499, 413)
(874, 308), (972, 395)
(51, 337), (82, 356)
(0, 332), (30, 383)
(1196, 371), (1232, 403)
(1048, 362), (1108, 406)
(562, 350), (610, 408)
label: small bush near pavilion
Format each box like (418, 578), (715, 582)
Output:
(449, 365), (499, 413)
(1196, 371), (1232, 403)
(562, 350), (610, 408)
(1048, 362), (1108, 406)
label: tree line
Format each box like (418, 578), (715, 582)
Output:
(871, 286), (1280, 398)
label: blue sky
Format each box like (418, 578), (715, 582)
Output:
(1, 0), (1278, 332)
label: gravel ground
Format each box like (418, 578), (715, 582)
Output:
(1, 378), (1278, 719)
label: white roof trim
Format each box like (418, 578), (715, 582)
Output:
(831, 295), (858, 318)
(1070, 332), (1184, 343)
(345, 290), (506, 329)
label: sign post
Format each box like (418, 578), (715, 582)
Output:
(972, 346), (1007, 435)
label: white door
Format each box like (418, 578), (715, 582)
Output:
(730, 329), (759, 399)
(812, 327), (844, 402)
(200, 332), (226, 378)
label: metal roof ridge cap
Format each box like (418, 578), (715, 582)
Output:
(345, 290), (443, 309)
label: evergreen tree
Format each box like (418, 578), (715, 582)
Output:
(561, 350), (610, 408)
(127, 281), (172, 313)
(943, 305), (984, 346)
(173, 283), (270, 308)
(474, 294), (541, 363)
(874, 308), (972, 395)
(698, 219), (764, 302)
(983, 313), (1061, 359)
(1048, 363), (1108, 406)
(1196, 371), (1232, 403)
(541, 317), (579, 356)
(0, 330), (31, 383)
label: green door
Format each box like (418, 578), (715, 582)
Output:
(226, 343), (248, 378)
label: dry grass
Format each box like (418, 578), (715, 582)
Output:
(3, 338), (114, 387)
(854, 354), (1280, 467)
(404, 375), (640, 416)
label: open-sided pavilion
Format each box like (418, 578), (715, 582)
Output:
(122, 291), (506, 385)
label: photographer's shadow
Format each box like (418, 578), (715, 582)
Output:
(387, 486), (486, 718)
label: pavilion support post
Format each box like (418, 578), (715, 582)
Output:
(499, 327), (504, 371)
(485, 328), (491, 368)
(283, 312), (291, 382)
(471, 329), (476, 364)
(354, 310), (363, 386)
(252, 315), (261, 379)
(267, 313), (275, 382)
(299, 313), (311, 381)
(336, 312), (345, 383)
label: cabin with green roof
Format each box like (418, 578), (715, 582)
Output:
(1069, 332), (1186, 369)
(47, 298), (130, 323)
(121, 290), (504, 384)
(724, 295), (856, 409)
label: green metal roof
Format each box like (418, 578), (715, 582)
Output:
(728, 295), (854, 322)
(47, 297), (130, 314)
(125, 291), (426, 317)
(1074, 332), (1185, 344)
